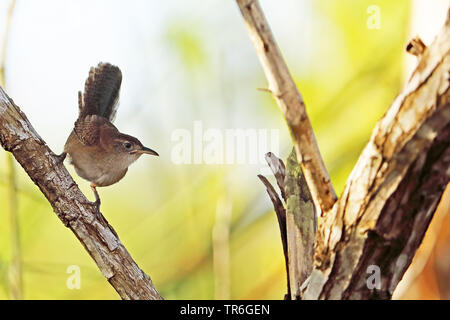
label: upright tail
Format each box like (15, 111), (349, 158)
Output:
(79, 62), (122, 122)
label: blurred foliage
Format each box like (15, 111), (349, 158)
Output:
(0, 0), (412, 299)
(166, 22), (207, 71)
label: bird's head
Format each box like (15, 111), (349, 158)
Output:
(112, 133), (159, 166)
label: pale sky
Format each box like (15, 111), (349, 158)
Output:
(0, 0), (448, 181)
(0, 0), (313, 154)
(1, 0), (447, 152)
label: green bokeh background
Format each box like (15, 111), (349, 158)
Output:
(0, 0), (411, 299)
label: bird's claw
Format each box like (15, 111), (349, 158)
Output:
(55, 152), (67, 164)
(87, 186), (118, 237)
(88, 199), (102, 218)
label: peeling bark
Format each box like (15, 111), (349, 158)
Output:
(305, 10), (450, 300)
(239, 0), (450, 299)
(284, 150), (316, 299)
(259, 150), (316, 300)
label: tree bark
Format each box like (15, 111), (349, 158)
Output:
(0, 87), (162, 300)
(237, 0), (450, 299)
(236, 0), (337, 216)
(305, 12), (450, 299)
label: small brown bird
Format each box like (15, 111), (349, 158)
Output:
(62, 62), (158, 209)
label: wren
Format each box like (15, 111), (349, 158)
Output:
(62, 62), (158, 209)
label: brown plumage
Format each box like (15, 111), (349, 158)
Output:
(82, 63), (122, 121)
(75, 63), (122, 145)
(63, 62), (158, 205)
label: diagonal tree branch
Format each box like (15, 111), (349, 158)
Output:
(240, 0), (450, 300)
(0, 86), (162, 300)
(304, 10), (450, 300)
(236, 0), (337, 215)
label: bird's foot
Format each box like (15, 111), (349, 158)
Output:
(89, 184), (118, 238)
(55, 152), (67, 164)
(87, 199), (102, 218)
(89, 184), (102, 218)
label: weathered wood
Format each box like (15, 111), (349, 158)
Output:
(240, 0), (450, 299)
(259, 150), (316, 300)
(305, 10), (450, 300)
(257, 173), (290, 299)
(236, 0), (337, 215)
(284, 150), (316, 299)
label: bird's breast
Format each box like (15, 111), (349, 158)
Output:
(64, 132), (130, 187)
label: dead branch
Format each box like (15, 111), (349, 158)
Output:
(236, 0), (337, 215)
(259, 150), (316, 300)
(0, 86), (162, 300)
(239, 1), (450, 299)
(304, 10), (450, 298)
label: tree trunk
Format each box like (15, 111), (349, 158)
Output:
(238, 0), (450, 299)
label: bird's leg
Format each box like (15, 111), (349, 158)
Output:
(89, 183), (103, 222)
(89, 183), (118, 237)
(89, 183), (104, 222)
(55, 152), (67, 164)
(90, 183), (101, 210)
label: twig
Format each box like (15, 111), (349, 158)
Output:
(235, 0), (337, 215)
(257, 173), (290, 299)
(0, 87), (162, 300)
(245, 1), (450, 300)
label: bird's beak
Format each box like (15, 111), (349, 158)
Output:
(138, 146), (159, 156)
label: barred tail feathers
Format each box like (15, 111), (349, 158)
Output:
(79, 62), (122, 122)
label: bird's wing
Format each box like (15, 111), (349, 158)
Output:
(79, 62), (122, 123)
(74, 115), (102, 146)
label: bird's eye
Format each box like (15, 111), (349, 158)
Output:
(124, 142), (132, 149)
